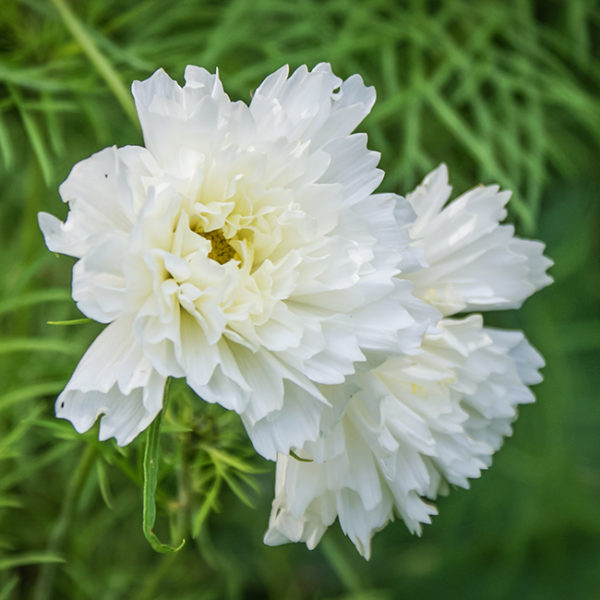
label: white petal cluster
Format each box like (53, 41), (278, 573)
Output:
(405, 165), (552, 315)
(265, 165), (552, 558)
(40, 63), (552, 556)
(40, 64), (433, 457)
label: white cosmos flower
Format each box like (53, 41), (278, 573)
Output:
(265, 166), (552, 557)
(39, 64), (433, 457)
(265, 316), (544, 558)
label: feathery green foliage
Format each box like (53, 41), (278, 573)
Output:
(1, 0), (599, 598)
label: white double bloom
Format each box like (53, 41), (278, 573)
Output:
(265, 165), (552, 558)
(40, 64), (552, 556)
(39, 64), (435, 459)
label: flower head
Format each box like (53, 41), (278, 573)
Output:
(39, 64), (433, 458)
(265, 165), (552, 557)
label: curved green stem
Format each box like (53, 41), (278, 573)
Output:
(142, 386), (185, 553)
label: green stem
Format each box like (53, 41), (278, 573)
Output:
(142, 384), (185, 553)
(33, 444), (97, 600)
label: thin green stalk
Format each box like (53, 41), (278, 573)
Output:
(142, 383), (185, 553)
(320, 535), (362, 593)
(49, 0), (138, 126)
(33, 444), (97, 600)
(7, 85), (52, 185)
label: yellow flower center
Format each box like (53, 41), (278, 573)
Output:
(200, 229), (239, 265)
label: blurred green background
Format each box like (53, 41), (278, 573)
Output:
(1, 0), (599, 598)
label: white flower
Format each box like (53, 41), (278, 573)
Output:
(265, 316), (544, 558)
(265, 166), (552, 557)
(39, 64), (433, 456)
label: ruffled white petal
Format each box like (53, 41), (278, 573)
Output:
(405, 164), (553, 314)
(55, 317), (166, 445)
(39, 146), (157, 258)
(250, 63), (375, 151)
(131, 67), (242, 173)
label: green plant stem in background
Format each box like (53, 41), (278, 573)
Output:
(32, 444), (97, 600)
(142, 383), (185, 554)
(6, 84), (52, 186)
(132, 552), (180, 600)
(48, 0), (138, 126)
(320, 536), (362, 593)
